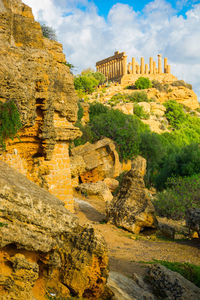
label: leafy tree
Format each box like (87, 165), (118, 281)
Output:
(164, 100), (186, 129)
(74, 75), (99, 94)
(41, 24), (57, 41)
(135, 77), (152, 89)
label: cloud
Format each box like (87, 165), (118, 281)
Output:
(23, 0), (200, 99)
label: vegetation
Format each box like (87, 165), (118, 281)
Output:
(128, 91), (150, 103)
(108, 91), (150, 107)
(41, 24), (57, 41)
(153, 174), (200, 219)
(164, 100), (186, 129)
(74, 71), (106, 95)
(171, 80), (192, 90)
(152, 80), (170, 92)
(0, 100), (22, 149)
(134, 104), (150, 119)
(135, 77), (152, 89)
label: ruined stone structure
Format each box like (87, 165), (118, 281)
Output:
(0, 0), (81, 212)
(96, 51), (176, 85)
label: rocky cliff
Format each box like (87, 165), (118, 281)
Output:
(0, 0), (81, 211)
(0, 161), (108, 299)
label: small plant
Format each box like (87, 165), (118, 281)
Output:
(127, 91), (149, 103)
(135, 77), (152, 89)
(108, 93), (125, 106)
(152, 80), (169, 92)
(134, 104), (150, 119)
(41, 24), (57, 41)
(171, 80), (192, 90)
(0, 100), (22, 150)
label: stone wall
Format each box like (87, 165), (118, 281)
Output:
(0, 0), (81, 212)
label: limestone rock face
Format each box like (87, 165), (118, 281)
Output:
(70, 138), (121, 185)
(106, 156), (157, 234)
(0, 161), (108, 299)
(0, 0), (81, 211)
(186, 208), (200, 238)
(147, 264), (200, 300)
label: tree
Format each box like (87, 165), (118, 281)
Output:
(41, 24), (57, 41)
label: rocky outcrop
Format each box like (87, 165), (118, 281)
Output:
(106, 156), (157, 234)
(0, 0), (81, 211)
(146, 264), (200, 300)
(0, 161), (108, 299)
(186, 208), (200, 238)
(76, 181), (113, 202)
(70, 138), (121, 186)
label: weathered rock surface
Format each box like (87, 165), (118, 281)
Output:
(104, 178), (119, 192)
(0, 0), (81, 211)
(70, 138), (121, 185)
(186, 208), (200, 238)
(0, 161), (108, 299)
(76, 181), (113, 202)
(146, 264), (200, 300)
(106, 156), (157, 233)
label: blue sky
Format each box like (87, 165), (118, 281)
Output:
(23, 0), (200, 99)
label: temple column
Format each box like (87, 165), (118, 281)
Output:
(128, 62), (132, 74)
(140, 57), (145, 74)
(166, 65), (171, 74)
(136, 63), (140, 74)
(145, 64), (149, 74)
(122, 56), (127, 75)
(153, 61), (156, 74)
(164, 58), (168, 73)
(132, 57), (136, 74)
(149, 57), (153, 74)
(158, 54), (162, 74)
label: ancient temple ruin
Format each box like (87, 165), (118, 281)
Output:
(96, 52), (176, 85)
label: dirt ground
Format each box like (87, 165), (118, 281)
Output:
(74, 193), (200, 278)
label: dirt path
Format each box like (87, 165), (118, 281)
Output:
(74, 194), (200, 278)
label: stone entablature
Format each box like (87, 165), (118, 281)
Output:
(96, 52), (172, 83)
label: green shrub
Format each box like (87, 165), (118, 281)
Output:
(171, 80), (192, 90)
(152, 80), (169, 92)
(153, 174), (200, 220)
(89, 103), (149, 161)
(134, 104), (149, 119)
(77, 102), (84, 121)
(41, 24), (57, 41)
(74, 75), (99, 94)
(0, 100), (22, 149)
(135, 77), (152, 89)
(127, 91), (149, 103)
(164, 100), (186, 129)
(108, 93), (126, 106)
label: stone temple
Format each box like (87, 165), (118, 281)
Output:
(96, 51), (177, 85)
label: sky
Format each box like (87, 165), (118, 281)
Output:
(23, 0), (200, 99)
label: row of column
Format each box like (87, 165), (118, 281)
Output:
(96, 56), (127, 80)
(128, 55), (171, 75)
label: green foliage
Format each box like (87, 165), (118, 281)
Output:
(108, 93), (126, 106)
(89, 104), (149, 161)
(41, 24), (57, 41)
(74, 71), (105, 94)
(164, 100), (186, 129)
(154, 174), (200, 220)
(134, 104), (150, 119)
(171, 80), (192, 90)
(127, 91), (149, 103)
(135, 77), (152, 89)
(77, 102), (84, 121)
(143, 260), (200, 288)
(152, 80), (169, 92)
(0, 100), (22, 149)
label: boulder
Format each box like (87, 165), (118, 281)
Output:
(76, 181), (113, 202)
(186, 208), (200, 238)
(106, 156), (157, 234)
(0, 161), (108, 299)
(104, 178), (119, 192)
(70, 138), (121, 184)
(114, 103), (134, 115)
(146, 264), (200, 300)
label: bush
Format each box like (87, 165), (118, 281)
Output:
(127, 91), (149, 103)
(171, 80), (192, 90)
(41, 24), (57, 41)
(74, 71), (105, 94)
(152, 80), (169, 92)
(135, 77), (152, 89)
(164, 100), (186, 129)
(153, 174), (200, 220)
(134, 104), (149, 119)
(108, 93), (126, 107)
(89, 103), (149, 161)
(0, 100), (22, 149)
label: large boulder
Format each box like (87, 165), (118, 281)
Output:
(186, 208), (200, 238)
(70, 138), (121, 185)
(106, 156), (157, 234)
(76, 181), (113, 202)
(0, 161), (108, 299)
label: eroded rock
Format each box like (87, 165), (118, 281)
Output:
(76, 181), (113, 202)
(0, 161), (108, 299)
(106, 156), (157, 233)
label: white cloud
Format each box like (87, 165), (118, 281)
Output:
(23, 0), (200, 100)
